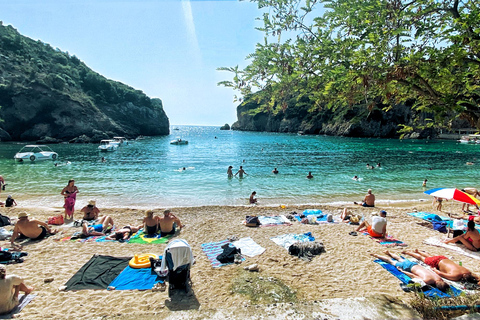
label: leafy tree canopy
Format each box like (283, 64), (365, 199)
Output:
(219, 0), (480, 132)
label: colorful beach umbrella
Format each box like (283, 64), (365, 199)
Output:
(424, 188), (480, 205)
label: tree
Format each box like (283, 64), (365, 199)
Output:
(219, 0), (480, 131)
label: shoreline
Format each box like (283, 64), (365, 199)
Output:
(0, 200), (476, 319)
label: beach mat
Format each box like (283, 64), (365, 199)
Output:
(108, 265), (162, 290)
(373, 259), (462, 298)
(0, 294), (36, 319)
(424, 237), (480, 260)
(270, 233), (315, 250)
(64, 255), (131, 291)
(56, 235), (114, 243)
(232, 237), (265, 257)
(128, 230), (170, 244)
(407, 212), (454, 228)
(258, 215), (292, 227)
(201, 239), (245, 268)
(363, 233), (407, 247)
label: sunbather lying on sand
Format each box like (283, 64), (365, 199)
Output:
(403, 249), (480, 284)
(106, 225), (139, 241)
(371, 251), (450, 292)
(443, 220), (480, 252)
(81, 216), (114, 237)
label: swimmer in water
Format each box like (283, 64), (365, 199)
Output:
(423, 179), (427, 187)
(272, 168), (279, 174)
(307, 172), (313, 179)
(353, 175), (359, 181)
(235, 166), (247, 178)
(227, 166), (233, 178)
(377, 163), (381, 168)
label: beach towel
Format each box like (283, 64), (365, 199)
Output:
(128, 230), (170, 244)
(258, 215), (291, 227)
(63, 193), (76, 218)
(362, 233), (408, 247)
(64, 255), (130, 290)
(0, 294), (36, 319)
(201, 240), (245, 268)
(56, 235), (114, 243)
(232, 237), (265, 257)
(108, 266), (162, 290)
(407, 212), (454, 228)
(424, 237), (480, 260)
(270, 233), (315, 250)
(373, 259), (462, 299)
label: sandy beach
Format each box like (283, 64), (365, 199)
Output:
(1, 200), (478, 319)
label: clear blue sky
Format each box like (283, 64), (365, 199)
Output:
(0, 0), (264, 126)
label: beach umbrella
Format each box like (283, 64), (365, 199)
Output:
(424, 188), (480, 205)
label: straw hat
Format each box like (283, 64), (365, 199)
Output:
(18, 212), (28, 219)
(350, 216), (359, 224)
(88, 200), (96, 206)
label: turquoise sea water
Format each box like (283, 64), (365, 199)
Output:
(0, 125), (480, 208)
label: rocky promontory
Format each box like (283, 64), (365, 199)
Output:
(0, 23), (169, 142)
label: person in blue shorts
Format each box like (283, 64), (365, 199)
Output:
(81, 215), (114, 236)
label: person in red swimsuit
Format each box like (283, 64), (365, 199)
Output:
(444, 220), (480, 252)
(403, 249), (480, 284)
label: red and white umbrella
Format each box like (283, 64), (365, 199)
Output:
(424, 188), (480, 205)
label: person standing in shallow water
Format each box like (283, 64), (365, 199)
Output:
(307, 172), (313, 179)
(235, 166), (247, 178)
(272, 168), (279, 174)
(227, 166), (233, 178)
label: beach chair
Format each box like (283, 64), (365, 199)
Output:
(154, 239), (195, 293)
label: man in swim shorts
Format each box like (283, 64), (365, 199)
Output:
(158, 209), (183, 237)
(355, 189), (375, 207)
(355, 210), (387, 238)
(81, 216), (114, 237)
(402, 249), (480, 284)
(371, 251), (450, 292)
(10, 212), (57, 246)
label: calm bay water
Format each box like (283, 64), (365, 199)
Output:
(0, 125), (479, 209)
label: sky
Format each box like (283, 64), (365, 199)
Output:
(0, 0), (265, 126)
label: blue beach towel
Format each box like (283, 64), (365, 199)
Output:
(108, 265), (163, 290)
(374, 259), (463, 298)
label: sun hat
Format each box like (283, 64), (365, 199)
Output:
(350, 216), (360, 224)
(88, 200), (96, 206)
(18, 212), (28, 218)
(7, 195), (11, 199)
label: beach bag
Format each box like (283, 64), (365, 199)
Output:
(432, 221), (448, 233)
(217, 244), (241, 263)
(48, 215), (64, 225)
(245, 215), (260, 227)
(0, 251), (12, 262)
(0, 214), (11, 227)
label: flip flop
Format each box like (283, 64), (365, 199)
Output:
(349, 231), (358, 236)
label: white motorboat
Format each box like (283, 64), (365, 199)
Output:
(113, 136), (128, 146)
(98, 140), (118, 152)
(14, 145), (58, 162)
(170, 138), (188, 145)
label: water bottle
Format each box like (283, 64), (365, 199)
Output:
(459, 261), (462, 266)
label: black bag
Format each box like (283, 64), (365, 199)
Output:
(0, 214), (11, 227)
(217, 244), (241, 263)
(168, 264), (190, 290)
(245, 215), (260, 227)
(0, 251), (12, 262)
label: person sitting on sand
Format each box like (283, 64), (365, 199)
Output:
(81, 216), (114, 237)
(10, 212), (57, 246)
(5, 195), (17, 208)
(403, 249), (480, 284)
(249, 191), (257, 204)
(80, 200), (100, 221)
(158, 210), (183, 237)
(106, 225), (139, 241)
(444, 220), (480, 252)
(0, 265), (34, 315)
(307, 172), (313, 179)
(355, 210), (387, 238)
(140, 210), (159, 235)
(354, 189), (375, 207)
(371, 251), (450, 292)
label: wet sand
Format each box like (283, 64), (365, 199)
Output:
(0, 201), (476, 319)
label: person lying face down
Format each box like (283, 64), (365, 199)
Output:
(371, 250), (450, 292)
(403, 249), (480, 285)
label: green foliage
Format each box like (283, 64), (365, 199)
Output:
(218, 0), (480, 131)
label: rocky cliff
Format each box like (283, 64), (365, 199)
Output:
(0, 23), (169, 142)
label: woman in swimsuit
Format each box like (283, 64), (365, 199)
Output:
(61, 179), (79, 220)
(80, 200), (100, 221)
(106, 225), (139, 241)
(140, 210), (159, 235)
(444, 220), (480, 252)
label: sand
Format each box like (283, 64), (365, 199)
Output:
(0, 200), (478, 319)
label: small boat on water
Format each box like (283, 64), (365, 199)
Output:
(14, 145), (58, 162)
(170, 138), (188, 145)
(173, 127), (180, 131)
(98, 140), (118, 152)
(113, 136), (128, 146)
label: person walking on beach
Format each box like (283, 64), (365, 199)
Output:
(461, 188), (480, 212)
(227, 166), (233, 178)
(0, 265), (34, 315)
(356, 210), (387, 238)
(249, 191), (257, 204)
(61, 179), (78, 220)
(402, 249), (480, 284)
(355, 189), (375, 207)
(235, 166), (247, 178)
(158, 210), (183, 237)
(444, 220), (480, 252)
(371, 251), (450, 292)
(10, 212), (57, 247)
(80, 200), (100, 221)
